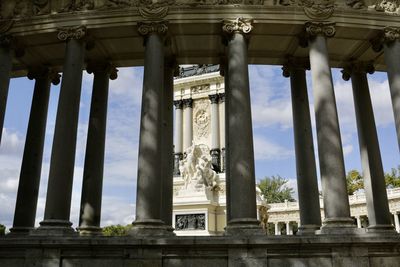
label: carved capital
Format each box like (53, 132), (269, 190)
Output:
(282, 58), (310, 78)
(182, 98), (193, 109)
(218, 93), (225, 103)
(57, 26), (87, 41)
(222, 18), (253, 36)
(208, 94), (219, 104)
(86, 62), (118, 80)
(137, 21), (168, 36)
(341, 62), (375, 81)
(27, 67), (61, 85)
(383, 27), (400, 43)
(305, 21), (336, 39)
(173, 100), (183, 109)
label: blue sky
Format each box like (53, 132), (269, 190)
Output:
(0, 65), (399, 230)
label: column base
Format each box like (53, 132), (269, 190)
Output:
(296, 224), (321, 235)
(8, 226), (34, 236)
(318, 217), (362, 235)
(366, 224), (397, 235)
(225, 218), (265, 236)
(129, 219), (175, 237)
(78, 226), (103, 236)
(32, 219), (77, 236)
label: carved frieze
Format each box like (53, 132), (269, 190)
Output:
(193, 99), (210, 139)
(299, 0), (335, 20)
(191, 84), (210, 94)
(372, 0), (400, 15)
(175, 213), (206, 231)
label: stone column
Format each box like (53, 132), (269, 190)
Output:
(394, 213), (400, 232)
(160, 57), (176, 229)
(130, 21), (172, 236)
(209, 93), (221, 172)
(183, 98), (193, 152)
(78, 63), (118, 236)
(38, 26), (87, 235)
(10, 68), (60, 234)
(173, 100), (183, 176)
(0, 36), (13, 144)
(282, 60), (321, 235)
(274, 223), (280, 235)
(305, 21), (354, 232)
(219, 93), (226, 173)
(356, 216), (362, 228)
(342, 62), (394, 232)
(286, 222), (291, 235)
(380, 27), (400, 152)
(222, 18), (262, 235)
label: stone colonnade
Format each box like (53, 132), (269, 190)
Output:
(1, 19), (399, 236)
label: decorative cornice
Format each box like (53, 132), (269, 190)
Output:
(173, 100), (183, 110)
(27, 67), (61, 85)
(222, 18), (253, 36)
(209, 94), (219, 104)
(341, 62), (375, 81)
(137, 21), (168, 36)
(305, 21), (336, 39)
(86, 62), (118, 80)
(182, 98), (193, 109)
(57, 26), (87, 41)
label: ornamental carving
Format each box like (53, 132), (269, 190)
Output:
(222, 18), (253, 35)
(57, 25), (87, 41)
(341, 62), (374, 81)
(305, 21), (336, 38)
(193, 99), (210, 139)
(383, 26), (400, 42)
(175, 213), (206, 231)
(299, 0), (335, 20)
(191, 84), (210, 94)
(60, 0), (95, 12)
(372, 0), (400, 14)
(137, 21), (168, 36)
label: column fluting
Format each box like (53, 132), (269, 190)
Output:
(209, 93), (221, 172)
(38, 26), (87, 234)
(78, 63), (118, 236)
(10, 68), (60, 234)
(342, 62), (394, 232)
(282, 59), (321, 235)
(130, 21), (172, 236)
(305, 21), (355, 232)
(173, 100), (183, 176)
(222, 18), (262, 235)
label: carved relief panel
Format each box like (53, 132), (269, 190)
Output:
(193, 98), (211, 146)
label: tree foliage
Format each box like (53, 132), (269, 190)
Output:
(102, 224), (132, 236)
(258, 175), (295, 203)
(346, 169), (364, 195)
(385, 166), (400, 189)
(0, 224), (5, 235)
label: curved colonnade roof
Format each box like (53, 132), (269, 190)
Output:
(1, 2), (399, 77)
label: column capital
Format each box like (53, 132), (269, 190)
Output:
(371, 27), (400, 52)
(222, 18), (253, 36)
(27, 67), (61, 85)
(305, 21), (336, 39)
(86, 62), (118, 80)
(58, 26), (88, 41)
(182, 98), (193, 108)
(282, 58), (310, 78)
(0, 34), (25, 57)
(341, 62), (375, 81)
(137, 21), (168, 36)
(209, 94), (219, 104)
(218, 93), (225, 103)
(173, 100), (183, 109)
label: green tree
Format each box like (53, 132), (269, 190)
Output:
(0, 224), (5, 235)
(385, 166), (400, 189)
(257, 175), (295, 203)
(102, 224), (132, 236)
(346, 169), (364, 195)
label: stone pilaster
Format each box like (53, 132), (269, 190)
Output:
(173, 100), (183, 176)
(282, 59), (321, 235)
(342, 62), (394, 233)
(0, 35), (13, 145)
(130, 21), (173, 236)
(78, 62), (118, 236)
(222, 18), (263, 235)
(10, 68), (60, 234)
(37, 26), (87, 235)
(209, 93), (221, 172)
(182, 98), (193, 152)
(305, 21), (355, 233)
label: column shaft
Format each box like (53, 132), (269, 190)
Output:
(394, 213), (400, 232)
(0, 42), (12, 144)
(173, 100), (183, 176)
(183, 98), (193, 151)
(223, 63), (231, 222)
(11, 69), (55, 233)
(209, 94), (221, 172)
(307, 25), (354, 231)
(39, 28), (86, 233)
(79, 64), (115, 236)
(350, 67), (393, 231)
(275, 223), (280, 235)
(219, 93), (226, 173)
(384, 40), (400, 152)
(223, 18), (262, 235)
(160, 60), (174, 228)
(285, 64), (321, 234)
(356, 216), (361, 228)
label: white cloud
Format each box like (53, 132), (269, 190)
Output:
(253, 134), (294, 160)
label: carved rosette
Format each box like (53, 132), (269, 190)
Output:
(57, 26), (87, 41)
(222, 18), (253, 36)
(137, 21), (168, 36)
(305, 21), (336, 39)
(341, 62), (375, 81)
